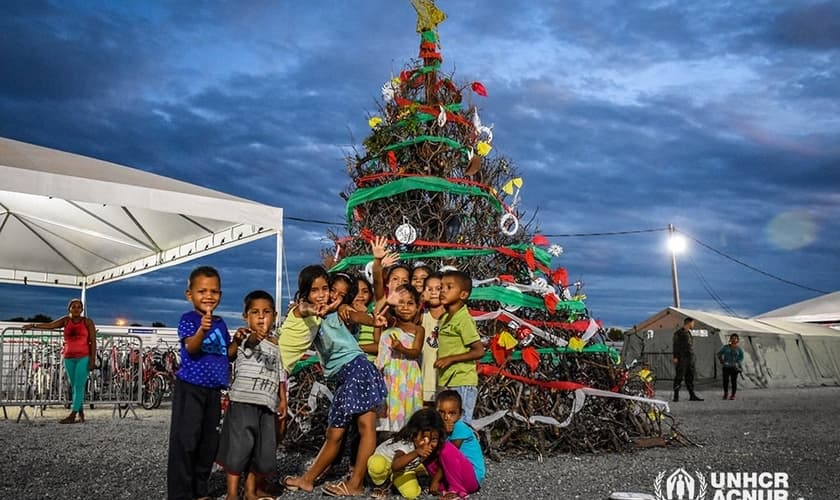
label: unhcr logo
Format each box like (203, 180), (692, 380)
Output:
(654, 468), (707, 500)
(654, 469), (797, 500)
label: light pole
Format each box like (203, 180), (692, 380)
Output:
(667, 224), (686, 308)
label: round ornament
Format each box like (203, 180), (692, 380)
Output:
(364, 261), (375, 284)
(500, 212), (520, 236)
(395, 222), (417, 244)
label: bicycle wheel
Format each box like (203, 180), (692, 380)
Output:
(141, 374), (164, 410)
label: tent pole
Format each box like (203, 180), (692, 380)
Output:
(81, 281), (88, 313)
(275, 216), (284, 316)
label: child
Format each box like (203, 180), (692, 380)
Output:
(367, 408), (446, 500)
(167, 265), (244, 500)
(282, 266), (388, 497)
(410, 265), (432, 295)
(421, 273), (444, 405)
(375, 284), (425, 432)
(352, 276), (378, 361)
(718, 333), (744, 400)
(434, 270), (485, 424)
(277, 264), (330, 373)
(22, 298), (96, 424)
(432, 389), (485, 497)
(216, 290), (286, 500)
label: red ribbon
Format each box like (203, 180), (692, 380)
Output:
(478, 364), (587, 391)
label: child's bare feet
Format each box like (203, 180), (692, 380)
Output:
(282, 475), (314, 492)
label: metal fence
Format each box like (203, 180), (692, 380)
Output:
(0, 328), (144, 421)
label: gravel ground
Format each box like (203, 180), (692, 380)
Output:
(2, 386), (838, 499)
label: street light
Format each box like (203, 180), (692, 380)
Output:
(115, 318), (127, 326)
(668, 224), (686, 308)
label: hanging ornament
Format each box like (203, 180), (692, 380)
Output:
(436, 105), (447, 127)
(368, 116), (383, 128)
(548, 244), (564, 257)
(395, 218), (418, 245)
(386, 151), (397, 171)
(499, 212), (520, 236)
(471, 81), (488, 96)
(531, 277), (551, 295)
(532, 234), (549, 247)
(364, 261), (375, 284)
(476, 141), (492, 157)
(476, 124), (493, 143)
(465, 153), (481, 176)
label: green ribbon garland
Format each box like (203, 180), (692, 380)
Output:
(344, 176), (502, 224)
(330, 248), (497, 271)
(469, 286), (586, 314)
(383, 135), (469, 155)
(330, 244), (553, 274)
(412, 62), (441, 78)
(421, 30), (437, 43)
(480, 344), (620, 365)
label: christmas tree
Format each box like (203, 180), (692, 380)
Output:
(287, 0), (677, 456)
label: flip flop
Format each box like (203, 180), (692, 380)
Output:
(321, 480), (361, 497)
(281, 475), (301, 492)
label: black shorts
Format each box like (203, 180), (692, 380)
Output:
(216, 401), (276, 475)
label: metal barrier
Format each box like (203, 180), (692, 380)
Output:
(0, 328), (144, 421)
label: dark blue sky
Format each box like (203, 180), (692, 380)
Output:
(1, 1), (838, 329)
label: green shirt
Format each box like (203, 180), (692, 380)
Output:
(437, 304), (481, 387)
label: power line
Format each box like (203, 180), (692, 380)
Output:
(686, 254), (741, 317)
(542, 227), (668, 237)
(285, 215), (344, 226)
(677, 230), (829, 294)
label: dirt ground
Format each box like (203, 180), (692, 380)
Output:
(1, 385), (838, 499)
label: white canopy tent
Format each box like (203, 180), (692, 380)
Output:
(753, 291), (840, 326)
(0, 137), (284, 303)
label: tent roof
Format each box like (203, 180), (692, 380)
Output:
(633, 306), (839, 337)
(753, 291), (840, 323)
(0, 137), (283, 289)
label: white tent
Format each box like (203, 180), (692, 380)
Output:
(622, 307), (840, 389)
(753, 291), (840, 326)
(0, 137), (284, 302)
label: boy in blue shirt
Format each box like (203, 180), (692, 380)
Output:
(167, 266), (244, 500)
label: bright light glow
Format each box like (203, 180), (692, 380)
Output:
(668, 234), (687, 253)
(115, 318), (127, 326)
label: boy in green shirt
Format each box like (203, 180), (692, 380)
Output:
(434, 270), (485, 424)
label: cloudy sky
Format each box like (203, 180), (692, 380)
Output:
(1, 0), (838, 329)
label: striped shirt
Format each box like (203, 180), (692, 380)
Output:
(228, 338), (286, 411)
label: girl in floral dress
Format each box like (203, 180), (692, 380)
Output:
(375, 284), (425, 432)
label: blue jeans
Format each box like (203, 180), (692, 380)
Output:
(64, 356), (89, 412)
(450, 385), (478, 425)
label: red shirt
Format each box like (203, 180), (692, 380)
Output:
(63, 319), (90, 358)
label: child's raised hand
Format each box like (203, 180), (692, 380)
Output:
(373, 312), (389, 328)
(371, 235), (389, 260)
(386, 287), (409, 307)
(381, 251), (400, 268)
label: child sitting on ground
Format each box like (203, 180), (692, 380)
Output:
(431, 389), (485, 497)
(216, 290), (286, 500)
(367, 408), (447, 500)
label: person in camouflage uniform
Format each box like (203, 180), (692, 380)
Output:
(672, 317), (703, 401)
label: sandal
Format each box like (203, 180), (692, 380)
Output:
(322, 480), (362, 497)
(370, 483), (391, 499)
(58, 414), (77, 424)
(281, 475), (301, 492)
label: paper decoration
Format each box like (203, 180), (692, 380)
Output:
(502, 177), (523, 195)
(532, 234), (549, 246)
(368, 116), (383, 128)
(522, 346), (540, 372)
(476, 141), (492, 156)
(395, 220), (418, 244)
(410, 0), (447, 32)
(387, 151), (397, 171)
(548, 244), (564, 257)
(436, 105), (447, 127)
(471, 81), (488, 97)
(568, 336), (586, 352)
(465, 153), (481, 176)
(497, 330), (518, 349)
